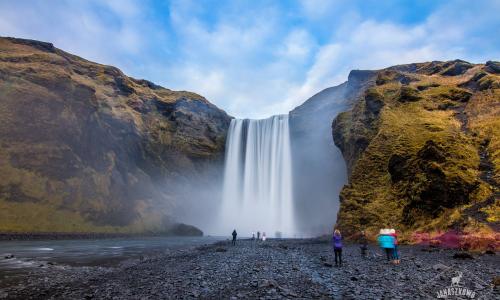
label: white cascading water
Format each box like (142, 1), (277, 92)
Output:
(218, 115), (294, 237)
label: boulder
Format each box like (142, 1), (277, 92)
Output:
(398, 86), (421, 102)
(453, 252), (474, 259)
(485, 61), (500, 74)
(441, 60), (474, 76)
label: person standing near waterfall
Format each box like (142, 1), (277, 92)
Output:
(377, 229), (395, 262)
(332, 229), (343, 267)
(359, 230), (368, 258)
(389, 229), (400, 264)
(232, 229), (237, 246)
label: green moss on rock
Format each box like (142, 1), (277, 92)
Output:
(332, 60), (499, 238)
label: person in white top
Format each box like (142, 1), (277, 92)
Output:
(262, 232), (267, 241)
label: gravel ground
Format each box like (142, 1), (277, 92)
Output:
(1, 239), (498, 299)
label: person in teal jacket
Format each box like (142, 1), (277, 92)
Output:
(377, 229), (395, 262)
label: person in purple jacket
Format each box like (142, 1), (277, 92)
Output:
(332, 229), (343, 267)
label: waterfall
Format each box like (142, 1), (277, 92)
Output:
(219, 115), (294, 237)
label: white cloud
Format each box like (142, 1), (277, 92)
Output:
(0, 0), (498, 119)
(0, 0), (162, 78)
(278, 29), (315, 61)
(299, 0), (340, 20)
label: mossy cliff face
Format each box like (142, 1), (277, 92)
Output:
(332, 60), (500, 240)
(0, 37), (231, 233)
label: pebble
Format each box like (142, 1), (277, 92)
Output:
(2, 240), (498, 299)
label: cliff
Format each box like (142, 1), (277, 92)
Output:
(289, 70), (375, 235)
(332, 60), (499, 244)
(0, 37), (231, 234)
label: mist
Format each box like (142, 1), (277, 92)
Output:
(166, 81), (353, 238)
(161, 156), (226, 235)
(289, 83), (351, 237)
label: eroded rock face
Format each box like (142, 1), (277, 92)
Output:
(0, 37), (231, 233)
(332, 60), (499, 237)
(289, 69), (375, 235)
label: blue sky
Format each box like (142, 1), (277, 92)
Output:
(1, 0), (499, 118)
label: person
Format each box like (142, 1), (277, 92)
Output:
(257, 231), (260, 240)
(359, 230), (368, 258)
(252, 232), (255, 240)
(332, 229), (343, 267)
(389, 229), (400, 264)
(232, 229), (237, 246)
(262, 232), (267, 242)
(377, 229), (395, 263)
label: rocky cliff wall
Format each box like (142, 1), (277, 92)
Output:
(0, 37), (231, 233)
(332, 60), (499, 242)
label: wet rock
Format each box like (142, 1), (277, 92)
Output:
(167, 223), (203, 237)
(432, 263), (449, 271)
(453, 252), (474, 259)
(421, 247), (439, 253)
(493, 276), (500, 287)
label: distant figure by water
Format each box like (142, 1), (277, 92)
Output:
(359, 230), (368, 258)
(262, 232), (267, 241)
(257, 231), (260, 240)
(232, 229), (237, 245)
(332, 229), (342, 267)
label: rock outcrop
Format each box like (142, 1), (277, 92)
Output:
(332, 60), (499, 240)
(289, 70), (375, 235)
(0, 37), (231, 234)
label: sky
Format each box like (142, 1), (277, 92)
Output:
(0, 0), (499, 118)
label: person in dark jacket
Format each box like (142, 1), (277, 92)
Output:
(332, 229), (343, 267)
(232, 229), (237, 246)
(359, 230), (368, 258)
